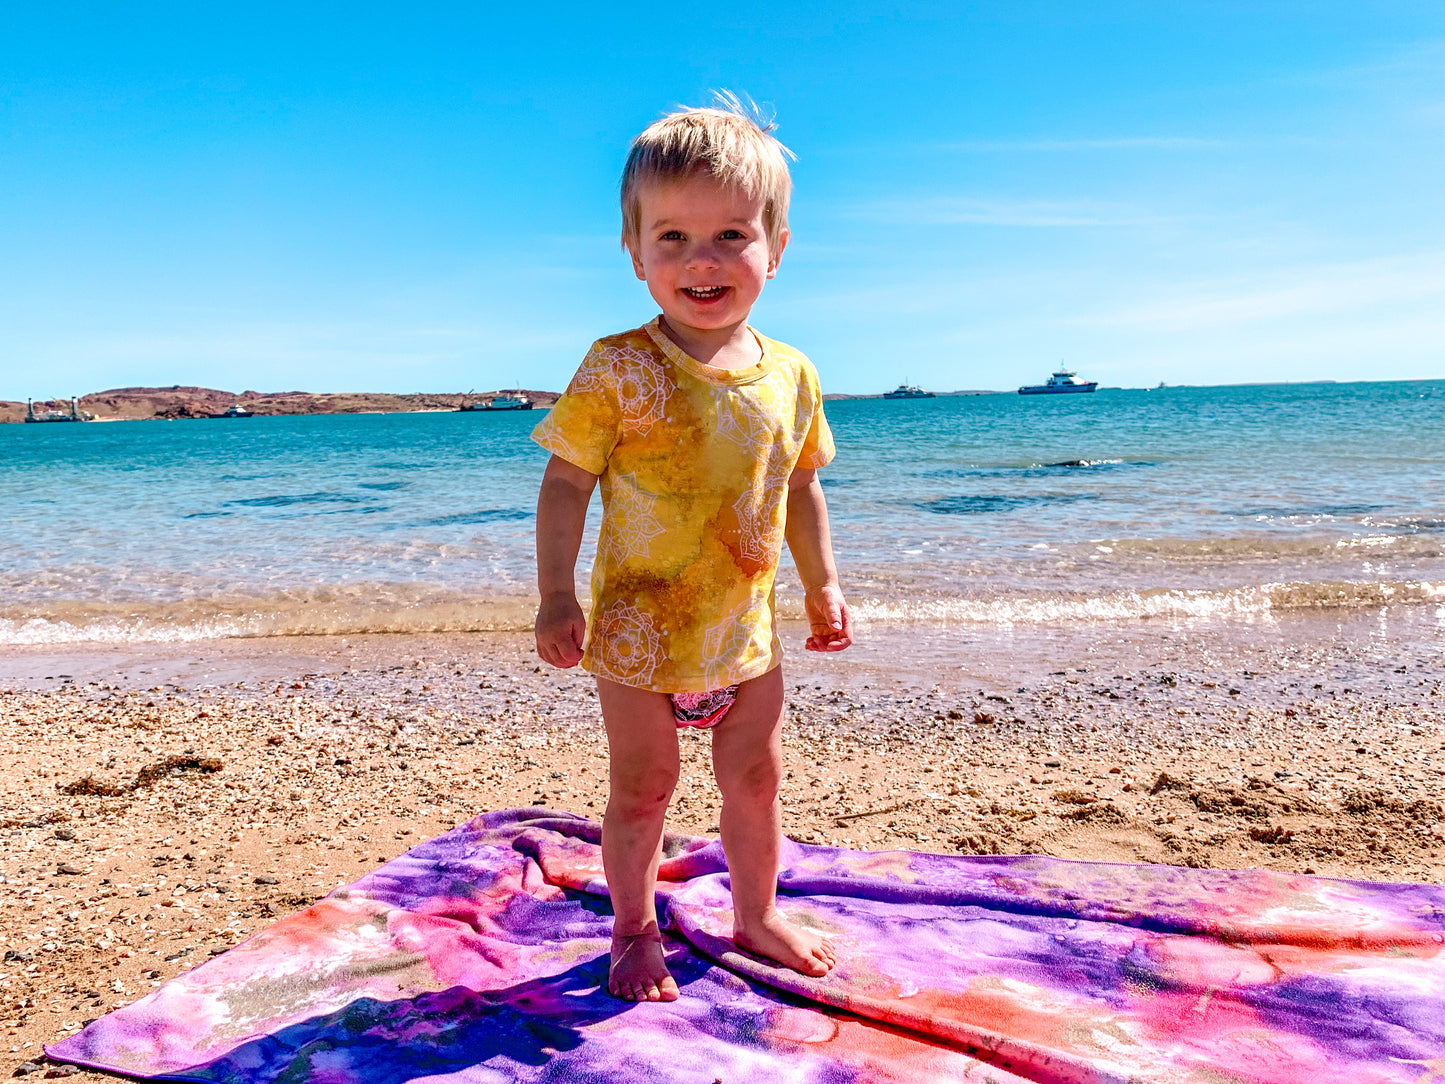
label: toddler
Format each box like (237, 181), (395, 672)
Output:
(532, 96), (851, 1003)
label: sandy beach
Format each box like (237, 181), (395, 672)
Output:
(2, 615), (1443, 1076)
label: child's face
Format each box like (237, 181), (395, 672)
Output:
(628, 171), (787, 339)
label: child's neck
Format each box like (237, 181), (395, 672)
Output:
(658, 316), (761, 370)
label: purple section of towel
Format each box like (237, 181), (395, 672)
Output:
(48, 808), (1445, 1084)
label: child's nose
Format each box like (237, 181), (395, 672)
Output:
(684, 241), (721, 268)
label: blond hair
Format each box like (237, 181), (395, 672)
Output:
(621, 92), (795, 255)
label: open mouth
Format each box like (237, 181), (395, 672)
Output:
(682, 286), (727, 301)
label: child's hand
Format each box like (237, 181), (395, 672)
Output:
(803, 584), (853, 652)
(536, 593), (587, 668)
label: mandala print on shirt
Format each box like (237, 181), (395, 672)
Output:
(602, 477), (666, 565)
(567, 343), (612, 395)
(714, 370), (791, 450)
(731, 453), (792, 566)
(702, 607), (764, 689)
(607, 345), (672, 434)
(538, 430), (586, 469)
(591, 601), (665, 687)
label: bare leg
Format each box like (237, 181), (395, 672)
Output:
(711, 666), (837, 977)
(597, 677), (681, 1002)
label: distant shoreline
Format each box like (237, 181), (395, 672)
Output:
(1, 387), (560, 424)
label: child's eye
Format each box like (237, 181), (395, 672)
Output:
(659, 230), (684, 241)
(718, 229), (745, 241)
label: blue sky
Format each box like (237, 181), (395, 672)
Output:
(3, 2), (1443, 398)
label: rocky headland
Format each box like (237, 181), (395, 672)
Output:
(1, 387), (559, 424)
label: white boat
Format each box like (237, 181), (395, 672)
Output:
(882, 384), (936, 400)
(213, 404), (254, 418)
(1018, 369), (1097, 395)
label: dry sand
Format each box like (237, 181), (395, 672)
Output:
(2, 619), (1442, 1077)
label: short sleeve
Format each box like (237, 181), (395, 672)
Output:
(796, 362), (835, 470)
(531, 343), (620, 475)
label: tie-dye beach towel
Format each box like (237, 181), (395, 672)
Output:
(48, 809), (1445, 1083)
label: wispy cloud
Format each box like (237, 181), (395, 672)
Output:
(1295, 38), (1445, 89)
(851, 196), (1170, 228)
(1077, 249), (1445, 331)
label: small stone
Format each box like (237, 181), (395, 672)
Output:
(136, 887), (152, 896)
(12, 1063), (41, 1078)
(53, 829), (76, 841)
(1044, 760), (1062, 768)
(56, 863), (83, 875)
(43, 1068), (78, 1079)
(4, 949), (33, 963)
(254, 875), (279, 885)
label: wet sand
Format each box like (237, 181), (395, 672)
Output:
(2, 614), (1443, 1075)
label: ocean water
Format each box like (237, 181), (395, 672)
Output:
(2, 380), (1442, 645)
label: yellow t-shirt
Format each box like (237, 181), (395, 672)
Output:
(532, 318), (835, 693)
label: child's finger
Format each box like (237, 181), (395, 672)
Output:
(804, 604), (852, 652)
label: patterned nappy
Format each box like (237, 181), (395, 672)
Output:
(669, 684), (740, 729)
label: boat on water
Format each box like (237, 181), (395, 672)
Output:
(882, 384), (936, 400)
(461, 393), (533, 412)
(1018, 369), (1097, 395)
(211, 404), (254, 418)
(25, 398), (93, 423)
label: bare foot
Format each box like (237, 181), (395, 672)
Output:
(734, 909), (837, 977)
(608, 924), (680, 1002)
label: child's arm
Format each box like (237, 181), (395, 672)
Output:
(535, 454), (599, 668)
(784, 466), (853, 652)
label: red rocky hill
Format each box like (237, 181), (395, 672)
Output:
(0, 387), (559, 423)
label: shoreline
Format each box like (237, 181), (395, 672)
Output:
(2, 617), (1443, 1074)
(0, 388), (560, 425)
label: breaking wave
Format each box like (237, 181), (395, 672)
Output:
(3, 579), (1441, 645)
(842, 579), (1445, 627)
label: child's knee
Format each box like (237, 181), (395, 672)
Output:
(717, 756), (781, 805)
(608, 764), (679, 814)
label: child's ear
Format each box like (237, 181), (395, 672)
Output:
(766, 228), (790, 279)
(627, 242), (647, 281)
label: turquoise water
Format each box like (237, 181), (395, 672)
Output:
(2, 380), (1442, 643)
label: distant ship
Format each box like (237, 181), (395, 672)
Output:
(461, 392), (534, 411)
(1018, 369), (1097, 395)
(882, 384), (936, 400)
(25, 398), (93, 423)
(211, 404), (254, 418)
